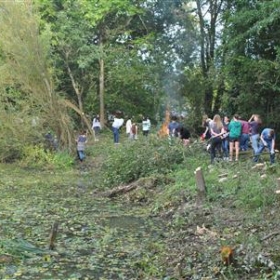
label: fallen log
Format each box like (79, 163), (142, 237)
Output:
(102, 176), (175, 198)
(104, 183), (138, 198)
(261, 230), (280, 242)
(251, 163), (265, 170)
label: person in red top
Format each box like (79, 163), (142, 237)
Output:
(239, 116), (250, 151)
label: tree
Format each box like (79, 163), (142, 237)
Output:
(0, 1), (74, 153)
(37, 0), (99, 133)
(178, 0), (226, 116)
(221, 0), (280, 130)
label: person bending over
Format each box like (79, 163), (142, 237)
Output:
(253, 128), (276, 164)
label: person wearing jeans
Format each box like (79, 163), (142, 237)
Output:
(209, 114), (225, 164)
(222, 115), (230, 160)
(239, 118), (250, 151)
(112, 112), (124, 144)
(248, 114), (262, 155)
(253, 128), (276, 164)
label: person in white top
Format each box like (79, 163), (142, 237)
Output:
(112, 111), (124, 143)
(92, 114), (101, 141)
(125, 117), (132, 137)
(142, 116), (151, 136)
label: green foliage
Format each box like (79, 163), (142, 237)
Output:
(203, 161), (279, 210)
(0, 0), (73, 149)
(221, 0), (280, 130)
(100, 137), (185, 188)
(21, 145), (74, 169)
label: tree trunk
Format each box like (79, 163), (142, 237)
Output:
(65, 55), (85, 126)
(64, 100), (95, 139)
(49, 221), (59, 250)
(195, 0), (223, 115)
(99, 41), (105, 127)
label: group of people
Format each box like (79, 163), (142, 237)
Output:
(124, 116), (152, 140)
(112, 114), (152, 144)
(202, 114), (276, 164)
(168, 116), (191, 146)
(91, 112), (152, 146)
(76, 111), (276, 165)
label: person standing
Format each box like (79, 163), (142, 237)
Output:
(248, 114), (262, 155)
(239, 117), (250, 151)
(142, 116), (151, 136)
(76, 130), (87, 162)
(253, 128), (276, 164)
(130, 122), (138, 140)
(112, 111), (124, 144)
(125, 117), (132, 137)
(222, 115), (230, 160)
(202, 114), (213, 140)
(228, 114), (242, 162)
(209, 114), (225, 164)
(92, 115), (101, 141)
(168, 116), (180, 137)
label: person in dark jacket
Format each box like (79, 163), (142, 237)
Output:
(177, 126), (191, 146)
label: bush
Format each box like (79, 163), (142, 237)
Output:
(21, 144), (74, 170)
(100, 137), (185, 188)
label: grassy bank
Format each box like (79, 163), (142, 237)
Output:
(0, 131), (280, 279)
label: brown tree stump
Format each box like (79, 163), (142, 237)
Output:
(195, 167), (207, 205)
(49, 221), (59, 250)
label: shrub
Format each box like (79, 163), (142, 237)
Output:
(100, 137), (185, 188)
(21, 144), (74, 170)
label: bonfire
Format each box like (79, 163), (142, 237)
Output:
(158, 108), (170, 137)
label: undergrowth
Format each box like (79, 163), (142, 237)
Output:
(99, 136), (185, 188)
(20, 144), (74, 169)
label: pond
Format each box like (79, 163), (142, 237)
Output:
(0, 167), (167, 279)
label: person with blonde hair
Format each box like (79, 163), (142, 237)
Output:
(209, 114), (225, 163)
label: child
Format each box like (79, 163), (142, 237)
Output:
(76, 130), (87, 162)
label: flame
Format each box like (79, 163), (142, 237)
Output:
(158, 108), (170, 137)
